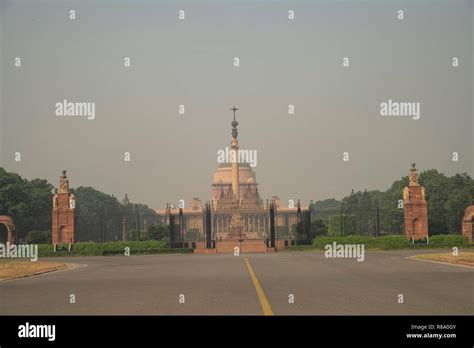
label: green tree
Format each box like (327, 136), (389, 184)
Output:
(26, 179), (53, 231)
(419, 170), (450, 234)
(27, 230), (51, 244)
(328, 214), (357, 236)
(148, 223), (169, 240)
(291, 218), (327, 240)
(312, 219), (327, 236)
(310, 199), (342, 222)
(129, 229), (150, 241)
(358, 189), (374, 235)
(73, 186), (123, 242)
(122, 202), (160, 237)
(444, 175), (474, 233)
(0, 168), (53, 241)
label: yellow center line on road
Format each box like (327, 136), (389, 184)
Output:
(244, 257), (274, 316)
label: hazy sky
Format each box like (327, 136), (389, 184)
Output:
(1, 0), (472, 209)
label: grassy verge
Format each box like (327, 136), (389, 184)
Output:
(38, 240), (192, 257)
(412, 252), (474, 267)
(287, 234), (472, 252)
(0, 260), (69, 280)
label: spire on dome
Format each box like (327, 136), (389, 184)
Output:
(230, 105), (239, 139)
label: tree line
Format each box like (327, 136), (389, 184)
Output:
(306, 170), (474, 238)
(0, 167), (473, 243)
(0, 167), (164, 243)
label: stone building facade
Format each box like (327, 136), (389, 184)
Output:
(155, 111), (305, 242)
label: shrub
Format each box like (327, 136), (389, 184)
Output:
(327, 214), (357, 236)
(38, 240), (175, 257)
(102, 248), (192, 255)
(129, 230), (150, 241)
(148, 223), (169, 240)
(28, 230), (51, 244)
(428, 234), (469, 246)
(308, 234), (470, 250)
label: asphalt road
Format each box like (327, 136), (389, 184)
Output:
(1, 250), (473, 315)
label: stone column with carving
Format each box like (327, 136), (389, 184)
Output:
(51, 170), (75, 245)
(403, 163), (429, 241)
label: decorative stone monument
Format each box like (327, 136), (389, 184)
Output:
(403, 163), (429, 241)
(226, 106), (244, 239)
(52, 170), (75, 244)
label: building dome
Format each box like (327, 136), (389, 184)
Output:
(211, 163), (258, 202)
(212, 162), (256, 185)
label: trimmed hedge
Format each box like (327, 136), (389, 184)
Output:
(102, 248), (192, 256)
(287, 234), (471, 251)
(37, 240), (191, 257)
(428, 235), (470, 246)
(312, 235), (408, 250)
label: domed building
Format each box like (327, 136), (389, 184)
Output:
(211, 163), (259, 203)
(155, 108), (307, 246)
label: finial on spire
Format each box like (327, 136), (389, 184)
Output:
(409, 163), (419, 185)
(230, 105), (238, 121)
(230, 105), (239, 139)
(59, 170), (69, 193)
